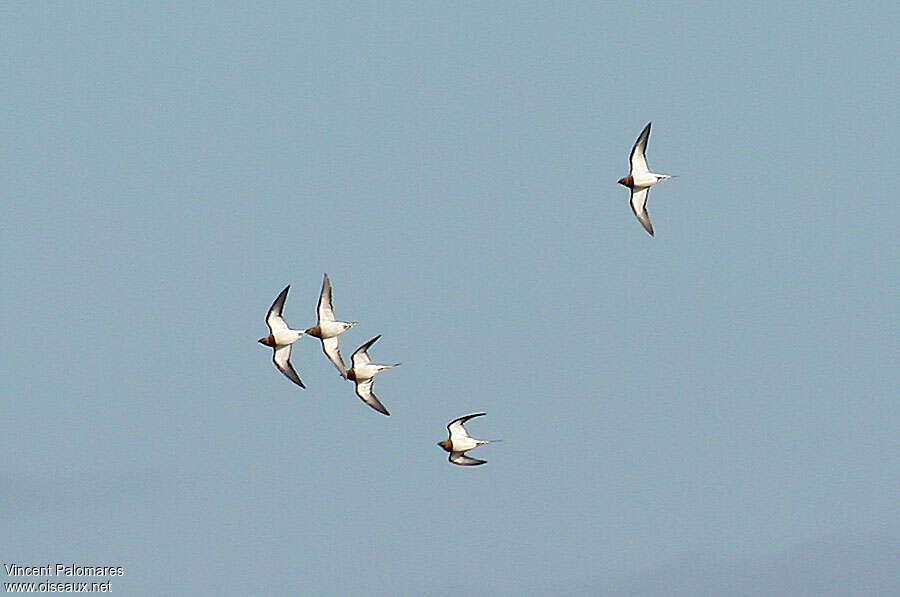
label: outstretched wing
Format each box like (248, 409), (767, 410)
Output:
(266, 285), (291, 332)
(449, 451), (486, 466)
(354, 378), (390, 416)
(351, 335), (381, 368)
(272, 345), (305, 388)
(630, 122), (651, 175)
(630, 187), (654, 236)
(317, 273), (337, 323)
(447, 412), (486, 440)
(321, 336), (348, 378)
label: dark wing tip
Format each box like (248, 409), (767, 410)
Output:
(368, 398), (390, 416)
(633, 122), (650, 140)
(449, 453), (487, 466)
(274, 353), (306, 388)
(269, 285), (291, 316)
(448, 412), (487, 430)
(356, 380), (390, 415)
(288, 369), (306, 389)
(284, 370), (306, 389)
(630, 123), (653, 163)
(359, 335), (382, 352)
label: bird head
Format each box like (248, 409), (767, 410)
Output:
(618, 175), (633, 188)
(258, 335), (275, 347)
(437, 439), (452, 453)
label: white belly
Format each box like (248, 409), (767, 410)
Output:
(273, 329), (303, 346)
(632, 172), (659, 188)
(451, 437), (479, 452)
(318, 320), (350, 338)
(353, 363), (380, 381)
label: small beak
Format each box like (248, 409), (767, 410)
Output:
(258, 338), (266, 344)
(617, 177), (627, 186)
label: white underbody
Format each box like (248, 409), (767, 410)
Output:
(450, 437), (484, 452)
(318, 320), (354, 338)
(632, 172), (670, 188)
(352, 363), (394, 381)
(273, 329), (304, 347)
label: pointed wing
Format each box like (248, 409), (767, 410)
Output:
(629, 122), (651, 175)
(447, 412), (486, 440)
(321, 336), (348, 377)
(266, 285), (291, 332)
(351, 335), (381, 368)
(273, 345), (305, 388)
(630, 187), (654, 236)
(317, 273), (337, 323)
(449, 451), (486, 466)
(354, 378), (390, 416)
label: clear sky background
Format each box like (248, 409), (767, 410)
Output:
(2, 2), (898, 595)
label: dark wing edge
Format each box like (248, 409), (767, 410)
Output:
(273, 348), (305, 389)
(630, 122), (652, 165)
(630, 188), (654, 236)
(449, 452), (487, 466)
(318, 273), (333, 318)
(266, 285), (291, 329)
(321, 337), (348, 378)
(447, 412), (487, 432)
(352, 335), (382, 360)
(355, 380), (390, 416)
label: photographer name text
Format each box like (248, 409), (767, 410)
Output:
(4, 564), (124, 593)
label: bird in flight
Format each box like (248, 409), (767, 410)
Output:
(258, 285), (307, 388)
(304, 273), (357, 378)
(345, 335), (399, 416)
(437, 412), (497, 466)
(617, 122), (674, 236)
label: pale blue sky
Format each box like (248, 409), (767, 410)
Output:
(2, 2), (898, 595)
